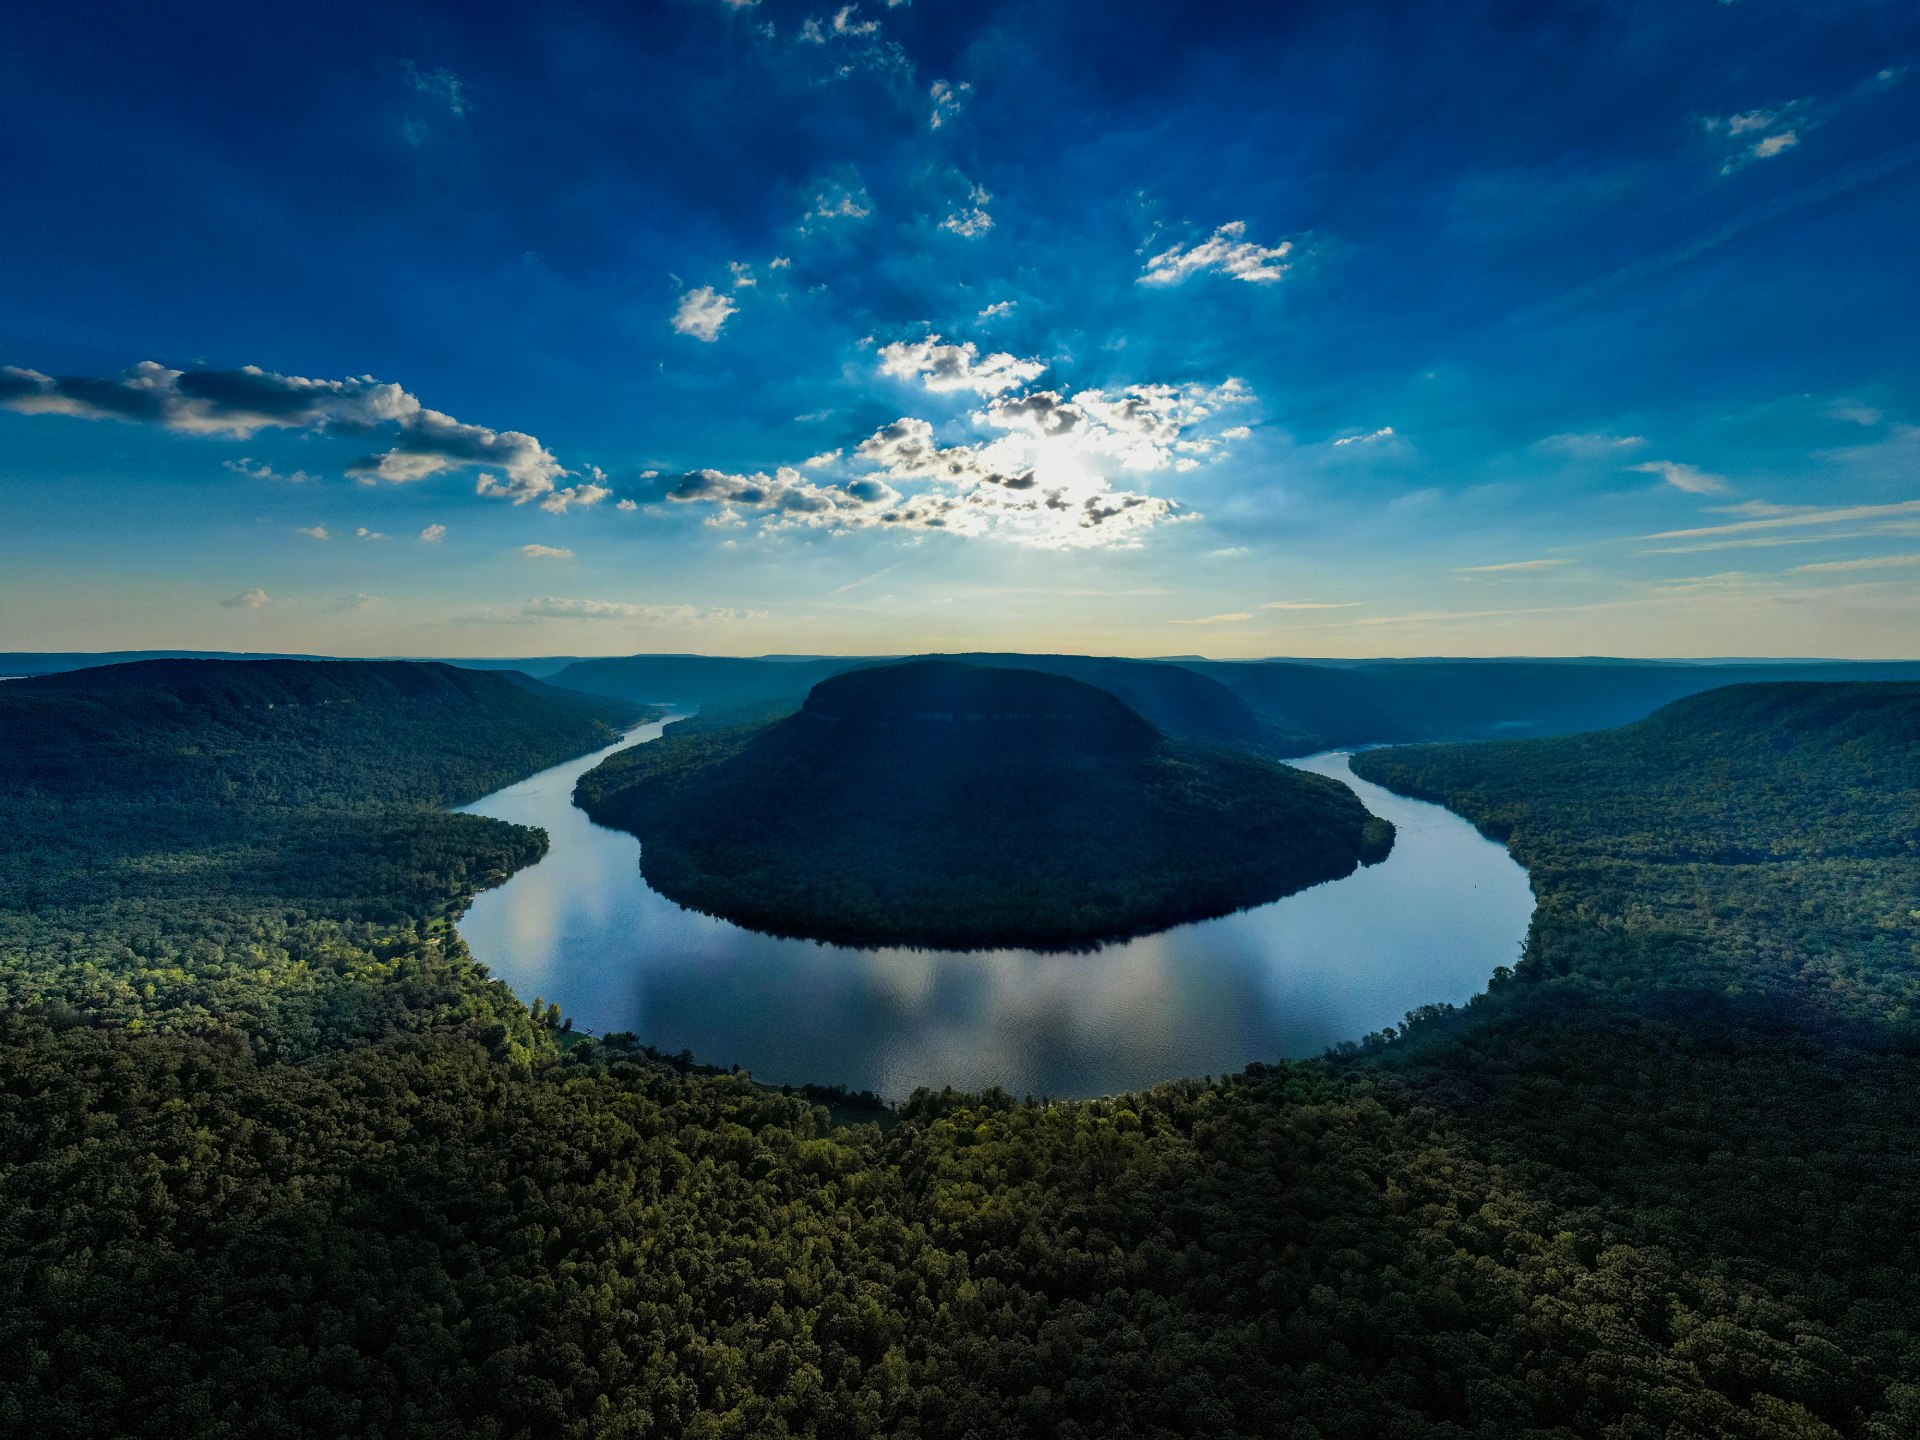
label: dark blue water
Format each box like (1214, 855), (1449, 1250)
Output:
(458, 721), (1534, 1100)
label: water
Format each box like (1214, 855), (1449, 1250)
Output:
(457, 720), (1534, 1100)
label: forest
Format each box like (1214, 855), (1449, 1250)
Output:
(1, 662), (1918, 1437)
(572, 660), (1393, 948)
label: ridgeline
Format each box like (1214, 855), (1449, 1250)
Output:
(574, 660), (1394, 948)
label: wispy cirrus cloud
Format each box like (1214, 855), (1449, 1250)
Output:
(1643, 498), (1920, 541)
(1632, 459), (1730, 494)
(519, 543), (574, 558)
(455, 596), (765, 625)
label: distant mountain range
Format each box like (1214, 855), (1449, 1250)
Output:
(9, 650), (1920, 755)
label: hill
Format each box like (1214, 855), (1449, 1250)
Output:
(0, 658), (652, 1044)
(546, 651), (1920, 755)
(575, 660), (1393, 948)
(4, 676), (1920, 1433)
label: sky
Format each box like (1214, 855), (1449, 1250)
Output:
(2, 0), (1917, 660)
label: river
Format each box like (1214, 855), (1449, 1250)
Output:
(457, 720), (1534, 1101)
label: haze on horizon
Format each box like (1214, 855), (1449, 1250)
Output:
(2, 1), (1917, 661)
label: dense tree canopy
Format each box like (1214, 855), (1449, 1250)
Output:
(574, 661), (1394, 949)
(2, 665), (1918, 1437)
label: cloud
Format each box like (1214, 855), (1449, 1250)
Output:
(1332, 426), (1395, 447)
(456, 596), (766, 625)
(1791, 552), (1920, 573)
(1707, 98), (1812, 174)
(1537, 431), (1646, 455)
(929, 79), (970, 129)
(327, 593), (385, 613)
(616, 499), (638, 511)
(1167, 612), (1253, 625)
(419, 523), (446, 543)
(728, 261), (757, 288)
(295, 525), (330, 540)
(1824, 402), (1883, 426)
(1642, 498), (1920, 541)
(672, 285), (737, 342)
(978, 300), (1016, 319)
(803, 448), (843, 468)
(1139, 221), (1294, 285)
(1260, 599), (1360, 610)
(940, 185), (992, 237)
(403, 62), (467, 117)
(1456, 558), (1572, 573)
(0, 359), (594, 511)
(227, 456), (319, 483)
(355, 527), (388, 541)
(220, 588), (270, 609)
(1632, 459), (1731, 494)
(809, 183), (872, 222)
(878, 335), (1044, 396)
(519, 543), (574, 558)
(830, 5), (878, 35)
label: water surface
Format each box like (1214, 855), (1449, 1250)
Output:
(458, 721), (1532, 1100)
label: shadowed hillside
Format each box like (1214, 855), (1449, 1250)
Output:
(575, 660), (1392, 948)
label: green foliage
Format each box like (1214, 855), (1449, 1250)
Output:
(3, 667), (1920, 1436)
(575, 661), (1393, 948)
(0, 659), (651, 1051)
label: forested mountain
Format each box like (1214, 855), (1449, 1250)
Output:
(550, 651), (1920, 755)
(0, 659), (650, 1047)
(573, 660), (1391, 948)
(3, 665), (1920, 1436)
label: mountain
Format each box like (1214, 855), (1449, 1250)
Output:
(574, 659), (1392, 948)
(548, 651), (1920, 757)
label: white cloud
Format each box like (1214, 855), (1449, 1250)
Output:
(1642, 498), (1920, 541)
(1708, 98), (1812, 174)
(1167, 612), (1253, 626)
(728, 261), (757, 288)
(1824, 403), (1884, 426)
(929, 79), (970, 129)
(978, 300), (1016, 319)
(810, 184), (872, 222)
(419, 523), (446, 543)
(1220, 425), (1251, 440)
(1537, 431), (1646, 455)
(804, 448), (843, 468)
(458, 596), (765, 625)
(402, 62), (467, 117)
(831, 5), (878, 35)
(355, 527), (389, 541)
(295, 525), (330, 540)
(220, 588), (271, 609)
(1139, 221), (1294, 285)
(1632, 459), (1731, 494)
(1332, 426), (1395, 447)
(0, 360), (592, 512)
(878, 335), (1043, 396)
(1455, 558), (1573, 573)
(227, 456), (319, 483)
(519, 543), (574, 558)
(1261, 599), (1360, 610)
(940, 184), (992, 237)
(616, 498), (638, 511)
(1791, 552), (1920, 573)
(672, 285), (737, 342)
(328, 593), (385, 613)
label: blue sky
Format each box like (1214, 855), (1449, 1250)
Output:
(2, 0), (1917, 657)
